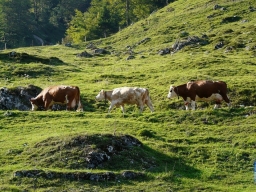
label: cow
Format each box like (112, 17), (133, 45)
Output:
(167, 80), (231, 110)
(95, 87), (154, 114)
(29, 85), (83, 111)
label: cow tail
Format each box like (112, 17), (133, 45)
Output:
(76, 86), (83, 112)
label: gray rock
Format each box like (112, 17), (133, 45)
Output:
(92, 48), (108, 54)
(0, 85), (41, 111)
(76, 51), (92, 58)
(171, 36), (207, 53)
(122, 171), (143, 179)
(126, 55), (135, 60)
(215, 42), (224, 49)
(158, 48), (170, 55)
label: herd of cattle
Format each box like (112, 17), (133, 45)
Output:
(29, 80), (231, 113)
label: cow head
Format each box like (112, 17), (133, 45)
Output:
(95, 90), (105, 101)
(167, 86), (178, 99)
(29, 98), (39, 111)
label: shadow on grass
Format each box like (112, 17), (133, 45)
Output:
(0, 52), (65, 66)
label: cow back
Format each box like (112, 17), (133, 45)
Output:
(112, 87), (137, 105)
(111, 87), (149, 105)
(187, 80), (227, 98)
(48, 86), (78, 102)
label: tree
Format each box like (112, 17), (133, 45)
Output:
(110, 0), (165, 27)
(66, 10), (87, 43)
(0, 0), (168, 47)
(0, 0), (32, 48)
(49, 0), (90, 28)
(67, 0), (121, 42)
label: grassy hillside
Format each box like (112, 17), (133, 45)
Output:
(0, 0), (256, 191)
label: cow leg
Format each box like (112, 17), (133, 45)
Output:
(139, 105), (144, 113)
(214, 104), (221, 109)
(135, 100), (144, 113)
(222, 94), (231, 108)
(43, 94), (51, 110)
(120, 105), (125, 114)
(76, 100), (83, 112)
(65, 95), (71, 111)
(146, 100), (154, 113)
(184, 97), (192, 110)
(214, 100), (222, 109)
(108, 103), (115, 113)
(66, 104), (71, 111)
(191, 101), (196, 110)
(66, 98), (75, 111)
(44, 100), (51, 111)
(65, 95), (69, 103)
(184, 102), (189, 110)
(31, 104), (38, 111)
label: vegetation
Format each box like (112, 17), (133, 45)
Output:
(0, 0), (256, 191)
(0, 0), (167, 48)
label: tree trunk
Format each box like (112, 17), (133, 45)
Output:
(126, 0), (130, 26)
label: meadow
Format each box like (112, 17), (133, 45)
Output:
(0, 0), (256, 191)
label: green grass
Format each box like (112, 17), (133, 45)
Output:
(1, 109), (255, 191)
(0, 0), (256, 191)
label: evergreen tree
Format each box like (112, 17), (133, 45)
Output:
(67, 0), (121, 42)
(0, 0), (167, 47)
(0, 0), (32, 48)
(66, 10), (87, 43)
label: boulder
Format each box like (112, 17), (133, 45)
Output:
(171, 36), (208, 53)
(126, 55), (135, 60)
(92, 48), (109, 55)
(0, 85), (41, 111)
(76, 51), (92, 58)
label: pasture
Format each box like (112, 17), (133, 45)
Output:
(0, 0), (256, 191)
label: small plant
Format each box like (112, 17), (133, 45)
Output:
(180, 31), (189, 38)
(137, 129), (154, 138)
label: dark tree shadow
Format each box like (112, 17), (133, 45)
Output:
(0, 52), (65, 65)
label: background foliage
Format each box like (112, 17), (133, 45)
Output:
(0, 0), (168, 48)
(0, 0), (256, 191)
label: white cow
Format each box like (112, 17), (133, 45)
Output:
(95, 87), (154, 113)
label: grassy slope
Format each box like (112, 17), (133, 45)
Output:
(0, 0), (256, 191)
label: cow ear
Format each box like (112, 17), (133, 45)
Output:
(30, 98), (35, 102)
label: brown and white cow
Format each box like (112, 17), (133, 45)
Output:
(167, 80), (231, 110)
(95, 87), (154, 113)
(30, 85), (83, 111)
